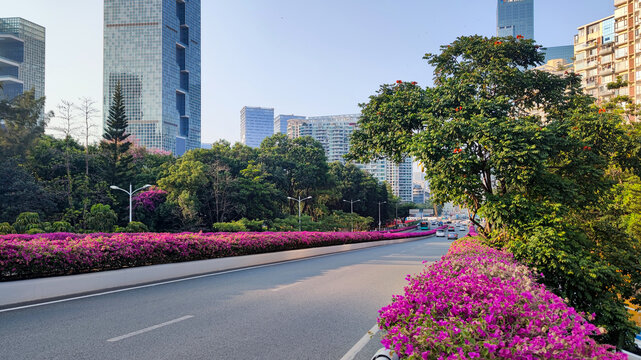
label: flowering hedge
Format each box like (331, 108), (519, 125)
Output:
(377, 236), (625, 360)
(0, 229), (438, 281)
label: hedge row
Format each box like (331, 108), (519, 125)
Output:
(377, 236), (624, 359)
(0, 229), (438, 281)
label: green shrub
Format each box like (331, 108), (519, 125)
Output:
(49, 221), (73, 233)
(124, 221), (148, 233)
(13, 212), (42, 233)
(212, 221), (246, 232)
(85, 204), (117, 233)
(238, 218), (265, 232)
(0, 222), (16, 234)
(26, 228), (45, 234)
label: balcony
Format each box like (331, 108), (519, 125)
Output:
(615, 6), (628, 19)
(601, 45), (614, 55)
(614, 0), (627, 6)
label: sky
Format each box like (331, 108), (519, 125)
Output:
(3, 0), (614, 144)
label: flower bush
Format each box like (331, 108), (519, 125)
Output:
(377, 236), (625, 360)
(0, 229), (438, 281)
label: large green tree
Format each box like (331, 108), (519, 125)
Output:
(101, 82), (132, 187)
(0, 89), (49, 159)
(348, 35), (641, 348)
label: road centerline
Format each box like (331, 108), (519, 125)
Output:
(339, 324), (379, 360)
(107, 315), (194, 342)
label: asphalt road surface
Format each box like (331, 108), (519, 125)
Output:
(0, 228), (465, 360)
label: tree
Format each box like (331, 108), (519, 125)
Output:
(85, 204), (117, 232)
(76, 97), (99, 221)
(348, 35), (641, 347)
(0, 89), (50, 159)
(101, 82), (132, 186)
(50, 100), (81, 208)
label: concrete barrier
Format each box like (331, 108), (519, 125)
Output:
(0, 234), (434, 308)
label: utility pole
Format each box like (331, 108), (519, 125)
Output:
(342, 199), (361, 232)
(287, 196), (312, 231)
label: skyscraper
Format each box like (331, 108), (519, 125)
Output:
(497, 0), (534, 40)
(103, 0), (201, 156)
(286, 114), (414, 202)
(274, 114), (305, 134)
(240, 106), (274, 148)
(0, 18), (45, 101)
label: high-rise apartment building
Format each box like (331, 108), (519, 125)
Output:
(240, 106), (274, 148)
(287, 114), (413, 202)
(103, 0), (201, 156)
(0, 18), (45, 101)
(574, 16), (616, 102)
(274, 114), (305, 134)
(497, 0), (534, 40)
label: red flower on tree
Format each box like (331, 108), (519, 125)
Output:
(453, 148), (463, 154)
(516, 34), (524, 40)
(396, 80), (403, 84)
(583, 146), (592, 151)
(411, 81), (417, 85)
(494, 41), (503, 45)
(598, 108), (606, 114)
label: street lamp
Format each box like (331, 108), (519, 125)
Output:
(378, 201), (387, 231)
(110, 183), (152, 223)
(342, 199), (361, 232)
(287, 195), (312, 231)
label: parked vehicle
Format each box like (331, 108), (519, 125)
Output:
(436, 230), (445, 237)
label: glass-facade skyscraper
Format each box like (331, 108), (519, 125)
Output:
(286, 114), (414, 202)
(274, 114), (305, 134)
(542, 45), (574, 64)
(0, 18), (45, 101)
(497, 0), (534, 40)
(103, 0), (201, 156)
(240, 106), (274, 148)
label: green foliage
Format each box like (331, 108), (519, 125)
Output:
(49, 221), (73, 233)
(0, 222), (15, 235)
(124, 221), (148, 233)
(85, 204), (117, 233)
(13, 212), (42, 234)
(348, 35), (641, 348)
(0, 158), (56, 223)
(0, 89), (48, 159)
(101, 82), (132, 186)
(25, 228), (45, 234)
(212, 221), (247, 232)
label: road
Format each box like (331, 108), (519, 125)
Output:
(0, 228), (465, 360)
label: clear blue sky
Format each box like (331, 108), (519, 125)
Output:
(3, 0), (613, 144)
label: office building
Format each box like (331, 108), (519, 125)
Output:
(274, 114), (305, 134)
(287, 114), (413, 202)
(497, 0), (534, 40)
(573, 16), (616, 102)
(240, 106), (274, 147)
(0, 18), (45, 101)
(103, 0), (201, 156)
(543, 45), (575, 64)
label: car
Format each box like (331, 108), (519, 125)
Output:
(448, 226), (455, 231)
(457, 226), (465, 231)
(448, 232), (458, 240)
(436, 230), (445, 237)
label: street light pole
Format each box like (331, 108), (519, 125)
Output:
(287, 196), (312, 231)
(378, 201), (387, 231)
(110, 183), (152, 223)
(342, 199), (360, 232)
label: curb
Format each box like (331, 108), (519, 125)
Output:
(0, 233), (437, 308)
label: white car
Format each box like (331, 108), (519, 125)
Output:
(436, 230), (445, 237)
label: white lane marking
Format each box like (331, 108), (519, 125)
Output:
(107, 315), (194, 342)
(271, 282), (300, 292)
(0, 234), (436, 314)
(339, 324), (380, 360)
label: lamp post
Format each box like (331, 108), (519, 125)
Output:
(342, 199), (360, 232)
(110, 183), (152, 223)
(395, 200), (404, 228)
(378, 201), (387, 231)
(287, 195), (312, 231)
